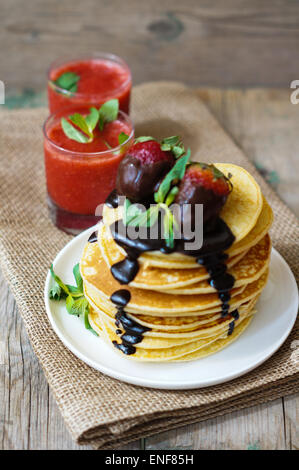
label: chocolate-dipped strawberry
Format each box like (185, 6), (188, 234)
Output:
(175, 163), (232, 229)
(116, 140), (174, 203)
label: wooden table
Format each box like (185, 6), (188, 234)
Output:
(2, 0), (299, 90)
(0, 88), (298, 450)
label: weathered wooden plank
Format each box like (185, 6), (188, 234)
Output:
(145, 398), (292, 450)
(0, 272), (87, 449)
(0, 271), (140, 449)
(1, 0), (299, 90)
(284, 394), (299, 450)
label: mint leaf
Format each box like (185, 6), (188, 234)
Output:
(49, 265), (70, 297)
(61, 118), (90, 143)
(134, 136), (156, 144)
(84, 304), (91, 328)
(165, 186), (179, 206)
(146, 205), (160, 227)
(54, 71), (80, 93)
(171, 145), (185, 159)
(66, 294), (75, 314)
(73, 263), (83, 291)
(161, 206), (178, 249)
(69, 113), (93, 139)
(124, 198), (142, 225)
(160, 136), (180, 149)
(128, 205), (159, 228)
(126, 204), (160, 228)
(161, 136), (185, 159)
(66, 293), (99, 334)
(85, 107), (99, 134)
(68, 296), (89, 316)
(126, 207), (149, 227)
(84, 308), (99, 336)
(66, 285), (83, 297)
(98, 99), (119, 131)
(118, 132), (129, 145)
(49, 283), (67, 301)
(154, 149), (191, 204)
(68, 83), (78, 93)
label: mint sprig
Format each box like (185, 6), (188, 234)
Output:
(98, 99), (119, 131)
(124, 149), (191, 249)
(61, 106), (99, 144)
(49, 264), (98, 336)
(60, 100), (122, 144)
(53, 71), (80, 94)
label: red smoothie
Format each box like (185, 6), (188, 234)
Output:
(44, 108), (134, 233)
(48, 53), (132, 114)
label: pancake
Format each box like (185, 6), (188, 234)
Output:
(127, 296), (258, 332)
(89, 295), (258, 340)
(84, 264), (268, 317)
(98, 313), (255, 362)
(214, 164), (263, 242)
(103, 309), (252, 349)
(81, 241), (267, 314)
(87, 290), (259, 332)
(172, 315), (254, 362)
(160, 234), (271, 294)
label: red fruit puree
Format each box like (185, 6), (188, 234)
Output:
(48, 56), (131, 114)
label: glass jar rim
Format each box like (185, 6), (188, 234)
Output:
(48, 52), (132, 99)
(43, 108), (134, 158)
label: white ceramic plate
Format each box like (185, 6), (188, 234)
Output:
(44, 226), (298, 390)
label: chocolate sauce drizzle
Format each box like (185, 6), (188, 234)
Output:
(88, 231), (98, 243)
(110, 289), (150, 355)
(196, 251), (235, 319)
(110, 220), (165, 285)
(105, 189), (119, 209)
(228, 309), (240, 335)
(104, 190), (240, 354)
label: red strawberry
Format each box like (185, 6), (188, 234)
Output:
(116, 140), (174, 202)
(176, 163), (232, 226)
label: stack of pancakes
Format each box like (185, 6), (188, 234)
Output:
(80, 164), (273, 362)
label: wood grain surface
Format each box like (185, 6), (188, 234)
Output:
(1, 0), (299, 90)
(0, 88), (298, 450)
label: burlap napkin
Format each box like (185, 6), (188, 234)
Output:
(0, 82), (298, 449)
